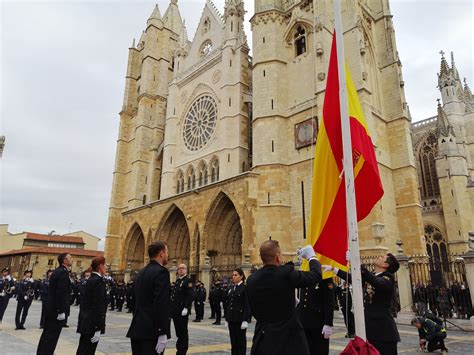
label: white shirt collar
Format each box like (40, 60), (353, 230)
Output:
(92, 272), (102, 278)
(236, 281), (243, 286)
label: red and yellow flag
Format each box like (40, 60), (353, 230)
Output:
(307, 32), (383, 274)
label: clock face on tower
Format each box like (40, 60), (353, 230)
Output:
(183, 95), (218, 152)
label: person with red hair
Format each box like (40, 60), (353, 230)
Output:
(76, 256), (108, 355)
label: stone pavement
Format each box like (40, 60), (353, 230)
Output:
(0, 300), (473, 354)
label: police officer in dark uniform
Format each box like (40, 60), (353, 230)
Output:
(37, 253), (73, 355)
(40, 270), (53, 328)
(211, 281), (224, 325)
(336, 281), (355, 337)
(225, 268), (251, 355)
(15, 270), (35, 329)
(115, 280), (126, 312)
(297, 277), (335, 355)
(324, 253), (401, 355)
(192, 281), (205, 322)
(208, 283), (216, 319)
(246, 241), (322, 355)
(125, 279), (135, 313)
(411, 316), (448, 353)
(0, 267), (15, 330)
(171, 263), (193, 355)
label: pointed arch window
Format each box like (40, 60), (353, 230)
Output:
(198, 162), (207, 187)
(210, 158), (219, 183)
(176, 171), (184, 194)
(186, 167), (195, 191)
(425, 224), (449, 272)
(418, 133), (440, 199)
(294, 26), (306, 57)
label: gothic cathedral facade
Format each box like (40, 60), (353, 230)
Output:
(105, 0), (434, 277)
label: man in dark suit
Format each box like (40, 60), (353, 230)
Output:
(297, 277), (335, 355)
(246, 241), (322, 355)
(126, 241), (170, 355)
(170, 263), (193, 355)
(37, 253), (73, 355)
(76, 256), (108, 355)
(324, 253), (401, 355)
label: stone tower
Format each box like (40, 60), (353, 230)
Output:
(105, 2), (183, 263)
(250, 0), (425, 254)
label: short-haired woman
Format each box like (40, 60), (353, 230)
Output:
(76, 256), (107, 355)
(225, 268), (251, 355)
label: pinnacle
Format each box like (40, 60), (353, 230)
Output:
(149, 4), (162, 20)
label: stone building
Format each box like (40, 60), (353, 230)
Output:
(105, 0), (427, 283)
(412, 51), (474, 260)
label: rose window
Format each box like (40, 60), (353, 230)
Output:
(183, 96), (217, 151)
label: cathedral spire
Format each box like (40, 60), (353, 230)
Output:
(163, 0), (183, 34)
(436, 99), (454, 137)
(439, 50), (449, 78)
(148, 4), (162, 21)
(175, 20), (189, 58)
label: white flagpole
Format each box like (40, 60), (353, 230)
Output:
(333, 0), (367, 340)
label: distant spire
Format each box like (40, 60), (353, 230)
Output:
(149, 4), (162, 20)
(179, 20), (188, 47)
(137, 31), (146, 50)
(439, 50), (449, 76)
(436, 99), (453, 137)
(131, 38), (136, 48)
(164, 0), (183, 34)
(450, 51), (460, 80)
(464, 78), (472, 96)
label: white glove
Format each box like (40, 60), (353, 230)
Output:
(155, 334), (167, 353)
(6, 276), (11, 281)
(346, 250), (351, 261)
(57, 313), (66, 321)
(295, 295), (300, 307)
(322, 325), (333, 339)
(322, 265), (334, 273)
(90, 330), (101, 343)
(298, 245), (316, 261)
(241, 321), (248, 330)
(24, 295), (28, 300)
(181, 307), (188, 316)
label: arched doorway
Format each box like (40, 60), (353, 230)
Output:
(157, 205), (190, 266)
(204, 192), (242, 270)
(125, 223), (145, 271)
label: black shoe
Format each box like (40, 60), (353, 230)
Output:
(209, 316), (215, 319)
(192, 319), (200, 322)
(212, 321), (221, 325)
(63, 324), (69, 328)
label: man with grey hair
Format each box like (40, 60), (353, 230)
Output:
(171, 263), (193, 355)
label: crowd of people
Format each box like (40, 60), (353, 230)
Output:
(413, 282), (472, 319)
(0, 240), (458, 355)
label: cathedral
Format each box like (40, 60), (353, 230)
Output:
(104, 0), (472, 282)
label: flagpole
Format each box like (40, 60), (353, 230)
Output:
(333, 0), (367, 340)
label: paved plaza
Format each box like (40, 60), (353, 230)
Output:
(0, 300), (473, 354)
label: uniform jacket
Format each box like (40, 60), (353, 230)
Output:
(170, 275), (193, 316)
(16, 279), (35, 302)
(246, 259), (322, 355)
(40, 279), (50, 301)
(417, 318), (446, 342)
(225, 283), (251, 323)
(297, 277), (335, 328)
(0, 276), (15, 298)
(77, 273), (107, 335)
(337, 267), (400, 343)
(45, 265), (71, 319)
(126, 260), (171, 340)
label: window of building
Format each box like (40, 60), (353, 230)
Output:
(418, 133), (440, 199)
(77, 261), (82, 268)
(425, 224), (449, 272)
(200, 40), (213, 57)
(211, 159), (219, 183)
(48, 259), (54, 266)
(294, 26), (307, 56)
(176, 171), (184, 194)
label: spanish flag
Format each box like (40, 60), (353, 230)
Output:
(307, 32), (383, 274)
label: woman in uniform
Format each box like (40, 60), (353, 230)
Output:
(225, 268), (251, 355)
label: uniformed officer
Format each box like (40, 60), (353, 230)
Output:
(324, 253), (401, 355)
(37, 253), (73, 355)
(125, 279), (135, 313)
(192, 281), (205, 322)
(208, 284), (216, 319)
(211, 281), (224, 325)
(297, 277), (335, 355)
(126, 241), (170, 355)
(115, 280), (126, 312)
(15, 269), (35, 330)
(411, 316), (448, 353)
(40, 270), (53, 329)
(246, 241), (322, 355)
(0, 267), (15, 330)
(225, 268), (251, 355)
(171, 263), (193, 355)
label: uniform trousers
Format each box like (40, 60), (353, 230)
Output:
(341, 307), (355, 336)
(213, 302), (221, 323)
(172, 314), (189, 355)
(76, 333), (99, 355)
(37, 317), (65, 355)
(228, 321), (246, 355)
(427, 333), (447, 352)
(369, 340), (398, 355)
(303, 326), (329, 355)
(131, 338), (164, 355)
(15, 298), (32, 328)
(0, 296), (10, 322)
(40, 299), (47, 327)
(209, 301), (215, 318)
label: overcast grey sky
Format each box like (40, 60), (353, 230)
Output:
(1, 0), (473, 246)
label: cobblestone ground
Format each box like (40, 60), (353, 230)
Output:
(0, 300), (473, 354)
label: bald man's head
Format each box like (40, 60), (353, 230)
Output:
(260, 240), (282, 265)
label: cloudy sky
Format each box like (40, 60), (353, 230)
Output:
(1, 0), (472, 248)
